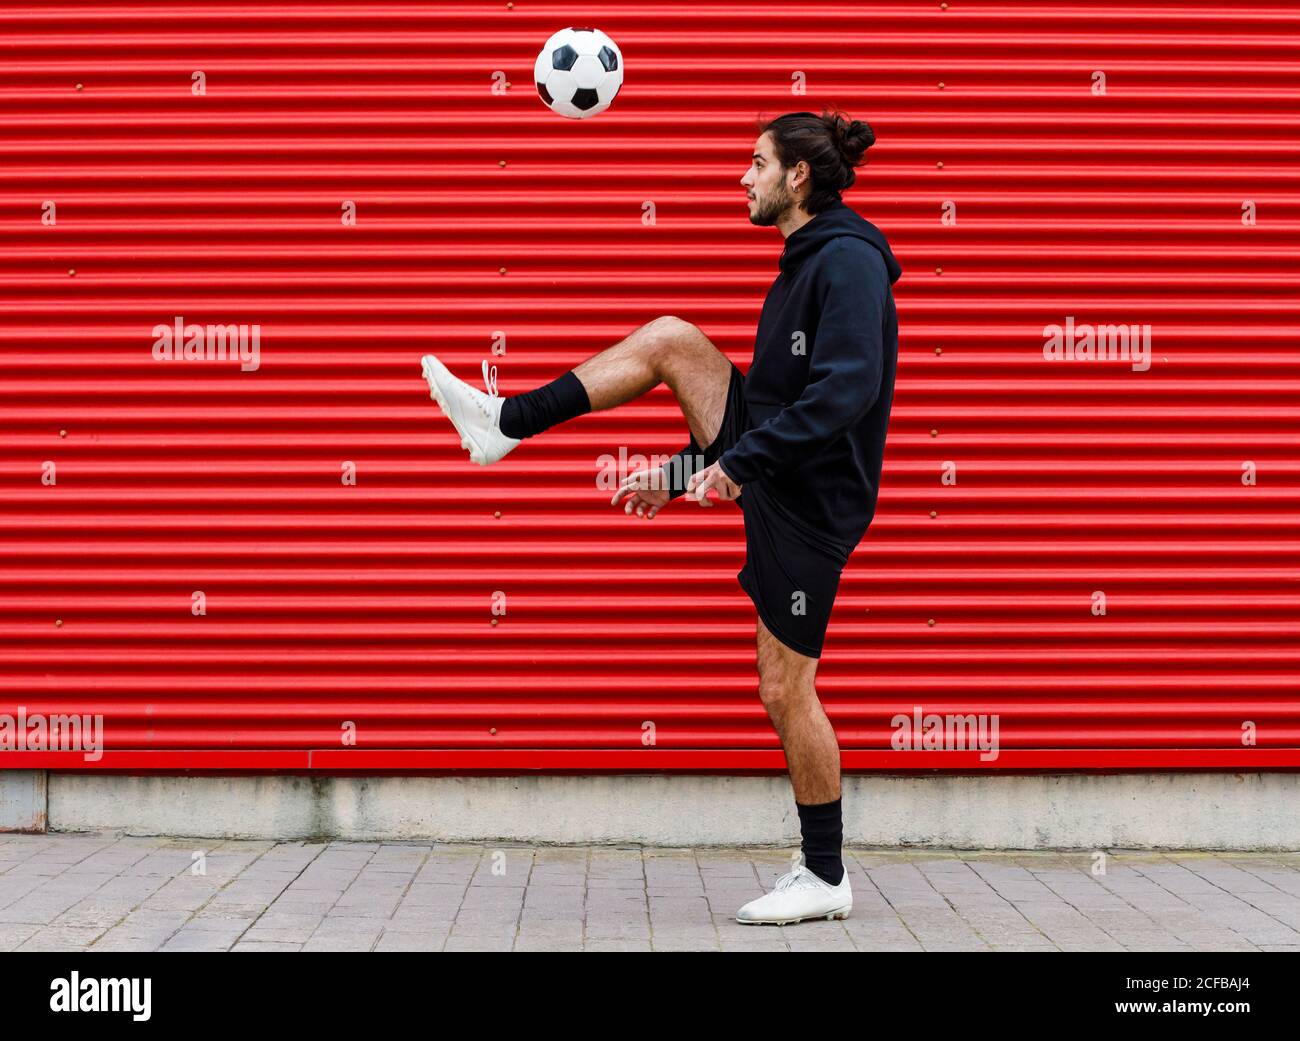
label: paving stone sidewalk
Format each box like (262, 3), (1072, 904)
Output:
(2, 832), (1300, 952)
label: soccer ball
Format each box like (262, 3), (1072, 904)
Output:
(534, 27), (623, 119)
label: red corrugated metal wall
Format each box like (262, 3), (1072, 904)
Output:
(2, 1), (1298, 771)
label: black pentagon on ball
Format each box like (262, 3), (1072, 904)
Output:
(536, 80), (553, 105)
(572, 87), (600, 111)
(597, 45), (618, 72)
(551, 44), (578, 71)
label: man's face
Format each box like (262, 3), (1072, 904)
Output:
(741, 133), (798, 226)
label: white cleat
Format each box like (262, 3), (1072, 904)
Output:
(420, 354), (521, 466)
(736, 853), (852, 925)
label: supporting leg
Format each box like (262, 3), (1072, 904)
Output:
(755, 614), (844, 885)
(755, 616), (841, 804)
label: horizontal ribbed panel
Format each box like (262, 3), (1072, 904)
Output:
(2, 1), (1298, 770)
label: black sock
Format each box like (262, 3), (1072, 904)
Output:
(497, 370), (591, 439)
(796, 796), (844, 886)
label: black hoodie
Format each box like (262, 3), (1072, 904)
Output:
(712, 199), (902, 553)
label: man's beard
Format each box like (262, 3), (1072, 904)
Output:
(749, 181), (796, 226)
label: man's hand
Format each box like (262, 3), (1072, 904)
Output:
(611, 467), (671, 519)
(687, 461), (741, 507)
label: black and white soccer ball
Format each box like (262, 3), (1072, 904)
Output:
(534, 27), (623, 119)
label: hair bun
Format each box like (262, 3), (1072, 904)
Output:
(823, 109), (875, 170)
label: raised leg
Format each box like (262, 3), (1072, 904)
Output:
(573, 315), (734, 449)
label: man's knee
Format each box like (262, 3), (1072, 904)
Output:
(643, 315), (700, 372)
(645, 314), (696, 339)
(757, 632), (817, 718)
(757, 678), (790, 716)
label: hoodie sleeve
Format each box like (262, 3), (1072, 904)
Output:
(718, 238), (888, 486)
(661, 438), (701, 500)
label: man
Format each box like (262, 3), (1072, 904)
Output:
(421, 108), (901, 925)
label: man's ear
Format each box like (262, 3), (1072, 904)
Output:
(790, 160), (810, 194)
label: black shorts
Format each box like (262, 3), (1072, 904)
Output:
(701, 364), (852, 660)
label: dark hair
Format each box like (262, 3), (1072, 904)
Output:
(759, 107), (875, 214)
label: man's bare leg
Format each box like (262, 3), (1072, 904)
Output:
(755, 615), (841, 804)
(755, 613), (845, 887)
(572, 315), (734, 449)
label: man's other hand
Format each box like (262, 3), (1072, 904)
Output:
(611, 467), (671, 519)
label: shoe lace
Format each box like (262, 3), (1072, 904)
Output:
(471, 359), (502, 421)
(773, 864), (822, 893)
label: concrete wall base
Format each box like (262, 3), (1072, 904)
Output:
(33, 771), (1300, 849)
(0, 770), (47, 832)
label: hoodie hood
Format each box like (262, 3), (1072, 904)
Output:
(777, 198), (902, 284)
